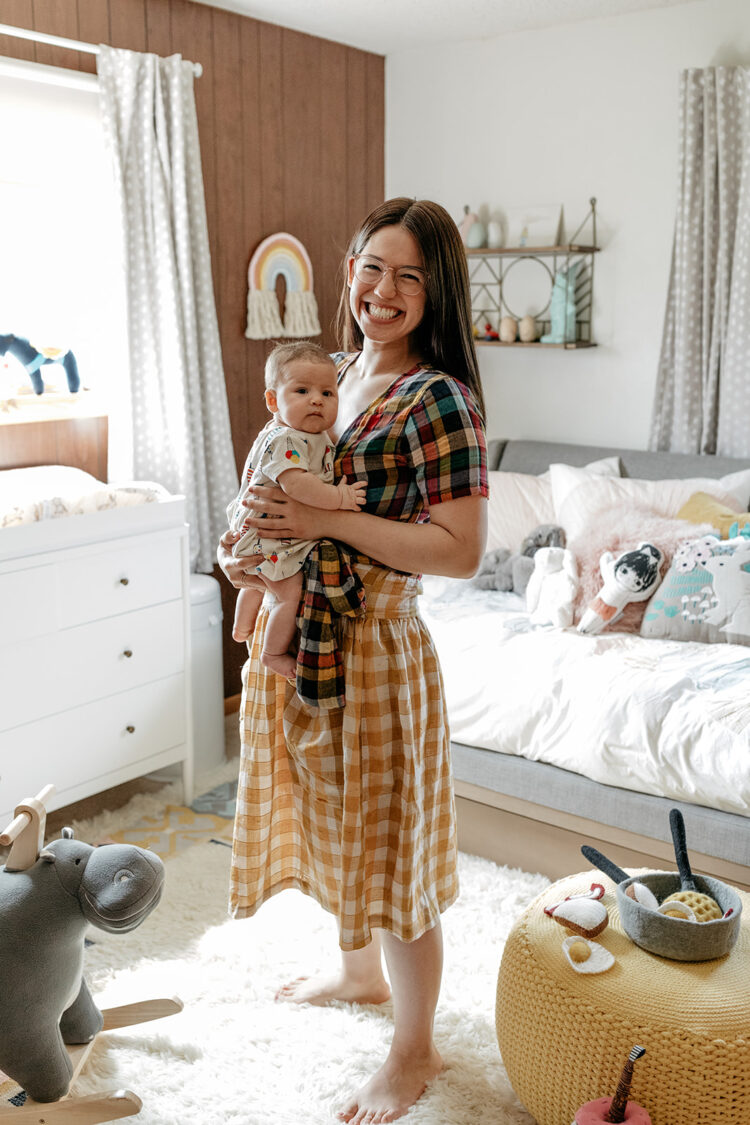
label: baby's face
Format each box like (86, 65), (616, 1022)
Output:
(268, 360), (339, 434)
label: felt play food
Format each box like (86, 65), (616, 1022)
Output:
(662, 808), (722, 921)
(562, 935), (615, 974)
(552, 896), (609, 939)
(657, 899), (696, 921)
(624, 882), (659, 910)
(544, 883), (605, 916)
(581, 842), (742, 961)
(573, 1045), (650, 1125)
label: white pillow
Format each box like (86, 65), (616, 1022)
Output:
(487, 456), (621, 552)
(550, 462), (750, 542)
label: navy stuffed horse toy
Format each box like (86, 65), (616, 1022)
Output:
(0, 334), (81, 395)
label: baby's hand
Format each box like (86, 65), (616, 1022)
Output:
(337, 477), (367, 510)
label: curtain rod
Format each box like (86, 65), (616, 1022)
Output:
(0, 23), (203, 77)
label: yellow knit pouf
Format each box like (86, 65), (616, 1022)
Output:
(496, 871), (750, 1125)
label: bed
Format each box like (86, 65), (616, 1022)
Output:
(0, 465), (193, 828)
(419, 439), (750, 890)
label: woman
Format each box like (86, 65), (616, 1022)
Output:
(219, 197), (488, 1125)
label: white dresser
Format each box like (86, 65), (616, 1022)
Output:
(0, 497), (193, 826)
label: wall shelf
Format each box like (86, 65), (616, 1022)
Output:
(475, 340), (597, 349)
(468, 199), (599, 347)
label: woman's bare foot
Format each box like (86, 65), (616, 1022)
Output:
(275, 970), (391, 1007)
(261, 650), (297, 679)
(337, 1047), (443, 1123)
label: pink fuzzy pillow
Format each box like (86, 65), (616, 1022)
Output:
(568, 504), (715, 633)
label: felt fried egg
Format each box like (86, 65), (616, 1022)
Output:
(552, 897), (609, 939)
(657, 899), (696, 922)
(562, 936), (615, 974)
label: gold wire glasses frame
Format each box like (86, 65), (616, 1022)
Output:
(352, 254), (428, 296)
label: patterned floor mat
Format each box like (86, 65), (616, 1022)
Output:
(106, 801), (234, 858)
(190, 779), (238, 820)
(0, 1074), (24, 1106)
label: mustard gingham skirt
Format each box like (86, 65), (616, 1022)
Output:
(229, 562), (459, 950)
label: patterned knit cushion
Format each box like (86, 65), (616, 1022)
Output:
(641, 534), (750, 645)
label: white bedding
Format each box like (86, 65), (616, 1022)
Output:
(0, 465), (169, 527)
(419, 575), (750, 817)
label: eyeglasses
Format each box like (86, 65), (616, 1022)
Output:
(352, 254), (428, 296)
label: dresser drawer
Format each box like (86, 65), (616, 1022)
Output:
(0, 563), (57, 647)
(0, 674), (186, 810)
(0, 600), (185, 733)
(55, 536), (184, 627)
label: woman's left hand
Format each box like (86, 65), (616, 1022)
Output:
(242, 485), (329, 540)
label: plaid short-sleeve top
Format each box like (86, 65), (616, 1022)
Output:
(332, 353), (488, 524)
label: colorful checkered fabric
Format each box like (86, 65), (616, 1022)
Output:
(230, 562), (459, 949)
(296, 540), (366, 708)
(332, 355), (488, 520)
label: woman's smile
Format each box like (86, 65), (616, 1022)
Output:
(364, 301), (402, 321)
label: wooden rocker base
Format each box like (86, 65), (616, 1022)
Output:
(0, 998), (182, 1124)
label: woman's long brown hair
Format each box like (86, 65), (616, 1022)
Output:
(335, 197), (485, 419)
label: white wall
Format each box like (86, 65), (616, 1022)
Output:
(386, 0), (750, 449)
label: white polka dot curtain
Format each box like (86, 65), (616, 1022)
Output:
(651, 67), (750, 458)
(97, 45), (238, 572)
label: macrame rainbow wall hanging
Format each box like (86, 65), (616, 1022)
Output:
(245, 232), (322, 340)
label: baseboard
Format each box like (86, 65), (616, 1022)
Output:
(224, 693), (241, 715)
(454, 788), (750, 892)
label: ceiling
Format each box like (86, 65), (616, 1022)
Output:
(192, 0), (701, 55)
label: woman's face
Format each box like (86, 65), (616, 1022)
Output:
(347, 224), (427, 347)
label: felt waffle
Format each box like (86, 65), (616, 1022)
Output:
(662, 889), (723, 922)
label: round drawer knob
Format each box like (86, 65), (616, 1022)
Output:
(119, 577), (130, 586)
(122, 649), (133, 659)
(125, 725), (135, 734)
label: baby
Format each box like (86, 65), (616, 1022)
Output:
(226, 341), (366, 679)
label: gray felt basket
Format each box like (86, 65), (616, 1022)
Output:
(616, 871), (742, 961)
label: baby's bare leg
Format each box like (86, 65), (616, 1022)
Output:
(261, 570), (303, 680)
(232, 582), (265, 642)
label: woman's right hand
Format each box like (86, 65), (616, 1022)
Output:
(217, 530), (264, 590)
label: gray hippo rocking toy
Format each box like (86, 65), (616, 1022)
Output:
(0, 785), (182, 1123)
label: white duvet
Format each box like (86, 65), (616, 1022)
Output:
(419, 575), (750, 817)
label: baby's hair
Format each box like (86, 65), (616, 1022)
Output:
(264, 341), (336, 390)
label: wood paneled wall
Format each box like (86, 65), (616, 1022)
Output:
(0, 0), (385, 695)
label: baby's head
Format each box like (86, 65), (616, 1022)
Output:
(264, 342), (338, 435)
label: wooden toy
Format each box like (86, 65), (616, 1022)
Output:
(499, 316), (518, 342)
(573, 1045), (651, 1124)
(0, 786), (182, 1123)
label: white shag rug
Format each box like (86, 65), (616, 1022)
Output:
(66, 772), (549, 1125)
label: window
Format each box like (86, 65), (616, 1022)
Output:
(0, 58), (125, 418)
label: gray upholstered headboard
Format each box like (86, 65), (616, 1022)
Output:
(487, 439), (749, 481)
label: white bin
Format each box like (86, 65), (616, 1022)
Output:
(190, 574), (226, 775)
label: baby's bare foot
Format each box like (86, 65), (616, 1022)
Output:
(275, 971), (391, 1007)
(261, 650), (297, 679)
(337, 1048), (443, 1123)
(232, 623), (253, 642)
